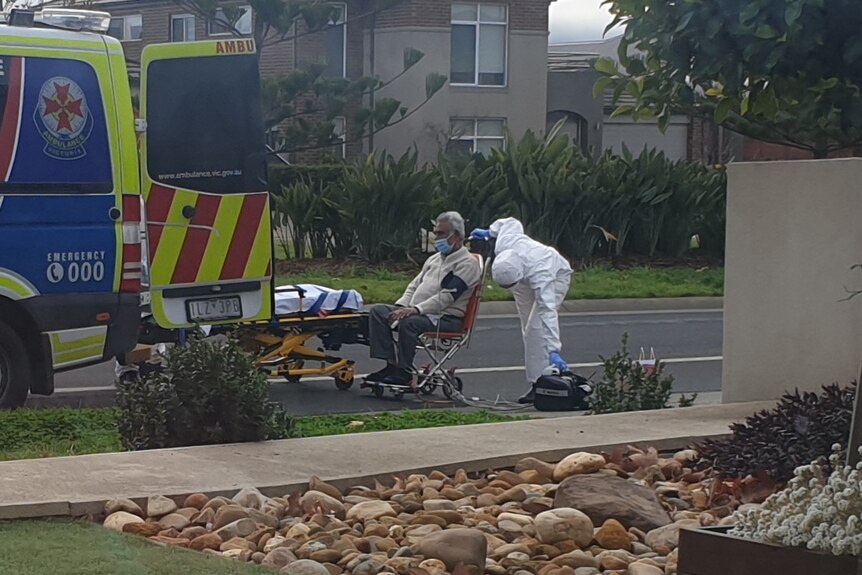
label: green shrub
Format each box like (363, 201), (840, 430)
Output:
(589, 333), (676, 414)
(116, 335), (291, 450)
(697, 383), (855, 482)
(267, 132), (727, 262)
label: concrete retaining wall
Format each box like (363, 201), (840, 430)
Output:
(723, 159), (862, 402)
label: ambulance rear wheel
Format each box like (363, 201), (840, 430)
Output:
(0, 322), (30, 409)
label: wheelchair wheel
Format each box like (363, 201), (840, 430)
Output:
(334, 375), (353, 391)
(419, 382), (437, 396)
(443, 376), (463, 400)
(372, 384), (385, 398)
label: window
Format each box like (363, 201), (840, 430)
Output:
(107, 15), (143, 41)
(146, 55), (265, 194)
(208, 6), (252, 36)
(323, 4), (347, 78)
(449, 118), (505, 155)
(171, 14), (195, 42)
(450, 3), (507, 86)
(332, 116), (346, 158)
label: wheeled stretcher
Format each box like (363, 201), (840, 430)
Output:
(232, 285), (369, 390)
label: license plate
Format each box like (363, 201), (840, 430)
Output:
(186, 296), (242, 322)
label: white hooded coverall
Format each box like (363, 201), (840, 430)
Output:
(490, 218), (573, 384)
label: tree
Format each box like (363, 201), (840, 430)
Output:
(594, 0), (862, 158)
(173, 0), (446, 156)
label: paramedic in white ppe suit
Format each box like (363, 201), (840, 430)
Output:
(471, 218), (573, 404)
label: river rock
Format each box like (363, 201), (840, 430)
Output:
(146, 495), (178, 518)
(149, 535), (190, 547)
(183, 493), (209, 510)
(123, 522), (162, 537)
(551, 550), (600, 569)
(282, 559), (330, 575)
(423, 499), (457, 512)
(594, 519), (631, 551)
(158, 513), (190, 531)
(309, 476), (344, 501)
(233, 486), (270, 510)
(553, 475), (671, 532)
(213, 505), (250, 530)
(105, 498), (143, 517)
(416, 528), (487, 570)
(553, 453), (606, 481)
(215, 518), (257, 540)
(535, 509), (593, 547)
(104, 511), (144, 532)
(515, 457), (557, 481)
(346, 500), (396, 522)
(574, 569), (600, 575)
(189, 533), (223, 551)
(644, 520), (699, 554)
(263, 547), (299, 569)
(301, 491), (346, 518)
(221, 536), (255, 552)
(629, 562), (664, 575)
(418, 558), (447, 575)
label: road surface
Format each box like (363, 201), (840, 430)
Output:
(46, 309), (722, 415)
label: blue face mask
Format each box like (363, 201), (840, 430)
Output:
(435, 236), (454, 255)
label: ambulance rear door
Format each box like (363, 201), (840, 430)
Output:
(139, 39), (272, 329)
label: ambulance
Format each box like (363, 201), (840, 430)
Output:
(0, 8), (273, 407)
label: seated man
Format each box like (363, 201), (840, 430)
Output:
(367, 211), (482, 386)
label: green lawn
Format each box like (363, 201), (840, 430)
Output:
(0, 519), (270, 575)
(277, 264), (724, 304)
(0, 408), (527, 462)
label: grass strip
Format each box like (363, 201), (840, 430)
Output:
(0, 408), (527, 462)
(277, 265), (724, 304)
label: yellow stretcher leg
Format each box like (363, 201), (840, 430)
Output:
(252, 331), (356, 389)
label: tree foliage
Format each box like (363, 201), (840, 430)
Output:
(595, 0), (862, 157)
(174, 0), (446, 154)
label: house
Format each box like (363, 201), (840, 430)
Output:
(33, 0), (553, 163)
(547, 35), (741, 163)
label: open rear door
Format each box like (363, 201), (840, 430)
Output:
(139, 39), (272, 328)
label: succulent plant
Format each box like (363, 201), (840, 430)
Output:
(730, 445), (862, 556)
(698, 383), (855, 482)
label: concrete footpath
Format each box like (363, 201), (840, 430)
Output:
(0, 400), (767, 520)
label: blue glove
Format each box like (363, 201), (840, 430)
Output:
(550, 351), (568, 372)
(469, 228), (491, 240)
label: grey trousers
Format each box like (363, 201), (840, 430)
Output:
(368, 304), (463, 370)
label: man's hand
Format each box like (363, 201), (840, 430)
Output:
(389, 307), (419, 322)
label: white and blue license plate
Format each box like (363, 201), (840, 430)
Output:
(186, 296), (242, 322)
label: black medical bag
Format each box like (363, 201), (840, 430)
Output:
(533, 372), (593, 411)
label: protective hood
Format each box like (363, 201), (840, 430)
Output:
(492, 249), (526, 287)
(490, 217), (526, 254)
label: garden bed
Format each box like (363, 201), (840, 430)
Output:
(678, 525), (861, 575)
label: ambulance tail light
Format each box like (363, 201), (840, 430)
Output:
(121, 195), (142, 294)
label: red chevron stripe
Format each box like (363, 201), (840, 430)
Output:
(0, 57), (23, 180)
(220, 193), (267, 280)
(171, 194), (221, 284)
(145, 185), (176, 262)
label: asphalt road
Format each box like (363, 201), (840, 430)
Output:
(46, 309), (723, 415)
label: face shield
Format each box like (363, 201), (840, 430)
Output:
(492, 250), (525, 289)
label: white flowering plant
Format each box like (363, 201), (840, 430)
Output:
(730, 444), (862, 556)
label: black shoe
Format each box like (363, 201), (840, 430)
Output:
(382, 368), (413, 386)
(367, 365), (398, 382)
(518, 386), (536, 404)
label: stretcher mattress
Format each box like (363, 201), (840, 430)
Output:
(275, 284), (364, 316)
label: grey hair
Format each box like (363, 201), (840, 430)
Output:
(436, 211), (466, 238)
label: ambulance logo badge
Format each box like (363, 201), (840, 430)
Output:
(34, 77), (93, 160)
